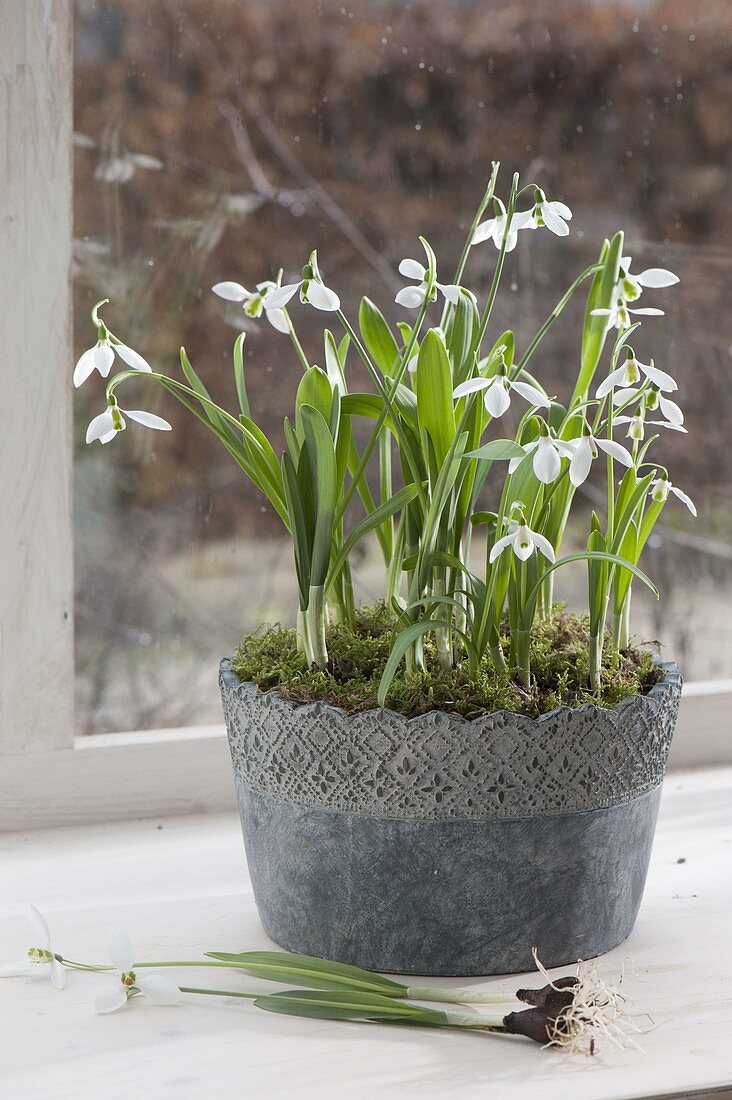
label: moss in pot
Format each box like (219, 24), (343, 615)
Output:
(77, 162), (689, 974)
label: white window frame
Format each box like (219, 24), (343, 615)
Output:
(0, 0), (730, 832)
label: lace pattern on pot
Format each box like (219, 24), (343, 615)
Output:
(220, 661), (681, 822)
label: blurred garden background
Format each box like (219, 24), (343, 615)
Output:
(73, 0), (732, 733)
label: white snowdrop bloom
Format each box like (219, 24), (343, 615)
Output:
(590, 299), (665, 333)
(453, 373), (549, 419)
(212, 279), (289, 333)
(471, 199), (527, 252)
(612, 386), (684, 428)
(489, 522), (556, 564)
(567, 433), (634, 487)
(0, 903), (66, 989)
(95, 930), (181, 1015)
(596, 354), (677, 399)
(74, 337), (152, 389)
(649, 477), (697, 517)
(516, 189), (572, 237)
(616, 255), (679, 303)
(86, 402), (172, 445)
(265, 274), (340, 313)
(395, 256), (461, 309)
(508, 434), (575, 484)
(615, 410), (687, 440)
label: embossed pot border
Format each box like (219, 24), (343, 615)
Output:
(220, 659), (681, 822)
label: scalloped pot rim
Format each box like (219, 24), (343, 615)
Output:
(220, 657), (681, 731)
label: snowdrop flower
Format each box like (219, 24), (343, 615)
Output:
(649, 477), (697, 516)
(86, 401), (172, 445)
(0, 903), (65, 989)
(508, 432), (575, 484)
(453, 370), (549, 419)
(212, 280), (289, 334)
(264, 253), (340, 313)
(489, 521), (555, 564)
(95, 930), (181, 1014)
(596, 352), (677, 399)
(517, 189), (572, 237)
(74, 338), (152, 388)
(590, 299), (664, 333)
(644, 386), (684, 427)
(471, 199), (527, 252)
(395, 257), (461, 309)
(567, 433), (634, 487)
(616, 256), (679, 303)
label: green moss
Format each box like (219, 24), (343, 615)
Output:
(231, 603), (661, 720)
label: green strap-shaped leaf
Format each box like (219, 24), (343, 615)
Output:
(300, 405), (338, 588)
(281, 452), (311, 608)
(232, 333), (249, 417)
(205, 950), (407, 995)
(414, 328), (456, 468)
(359, 296), (400, 374)
(466, 439), (527, 461)
(253, 988), (451, 1027)
(296, 366), (333, 437)
(574, 231), (624, 402)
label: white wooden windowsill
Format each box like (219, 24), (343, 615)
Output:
(0, 766), (731, 1098)
(1, 681), (731, 832)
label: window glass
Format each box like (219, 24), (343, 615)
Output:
(74, 0), (732, 733)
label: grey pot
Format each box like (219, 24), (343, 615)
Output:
(220, 659), (681, 976)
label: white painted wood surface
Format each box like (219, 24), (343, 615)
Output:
(0, 0), (74, 755)
(0, 768), (730, 1099)
(1, 681), (730, 831)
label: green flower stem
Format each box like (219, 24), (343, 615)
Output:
(285, 312), (311, 373)
(439, 161), (501, 329)
(474, 172), (519, 354)
(514, 263), (601, 380)
(405, 986), (514, 1006)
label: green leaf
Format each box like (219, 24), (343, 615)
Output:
(300, 405), (338, 588)
(281, 453), (311, 607)
(466, 439), (526, 461)
(446, 289), (479, 381)
(523, 550), (658, 624)
(179, 347), (228, 436)
(232, 333), (249, 417)
(296, 366), (333, 436)
(253, 989), (450, 1027)
(359, 297), (400, 374)
(205, 951), (406, 996)
(324, 330), (347, 394)
(414, 328), (456, 467)
(574, 232), (624, 401)
(377, 620), (445, 707)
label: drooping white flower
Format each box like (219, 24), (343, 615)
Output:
(508, 433), (575, 484)
(616, 256), (679, 303)
(0, 903), (66, 989)
(471, 198), (527, 252)
(596, 354), (676, 399)
(212, 280), (289, 334)
(264, 264), (340, 313)
(516, 189), (572, 237)
(611, 387), (685, 429)
(489, 522), (556, 564)
(649, 477), (697, 516)
(567, 433), (634, 487)
(395, 256), (461, 310)
(74, 338), (152, 388)
(95, 930), (181, 1015)
(453, 373), (549, 419)
(86, 402), (172, 445)
(614, 412), (686, 441)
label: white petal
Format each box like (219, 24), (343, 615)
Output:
(532, 532), (556, 562)
(590, 308), (612, 317)
(471, 218), (497, 245)
(502, 228), (519, 252)
(99, 430), (118, 445)
(628, 307), (664, 317)
(596, 437), (634, 467)
(50, 958), (66, 990)
(533, 438), (561, 483)
(305, 281), (340, 312)
(398, 258), (426, 280)
(596, 366), (627, 399)
(541, 206), (570, 236)
(437, 282), (461, 305)
(263, 282), (300, 310)
(569, 438), (593, 487)
(212, 281), (249, 302)
(612, 387), (641, 408)
(670, 486), (697, 516)
(0, 960), (35, 978)
(507, 457), (523, 474)
(86, 409), (116, 445)
(648, 420), (687, 433)
(73, 347), (97, 388)
(137, 974), (182, 1006)
(107, 929), (135, 973)
(512, 210), (536, 231)
(512, 528), (536, 561)
(94, 343), (115, 376)
(510, 380), (550, 408)
(266, 307), (290, 334)
(658, 395), (684, 425)
(27, 903), (51, 949)
(554, 438), (578, 459)
(395, 286), (426, 309)
(643, 363), (677, 392)
(549, 201), (572, 220)
(115, 344), (152, 372)
(484, 381), (511, 418)
(634, 268), (679, 288)
(95, 983), (129, 1015)
(124, 410), (172, 431)
(452, 377), (489, 399)
(489, 532), (514, 563)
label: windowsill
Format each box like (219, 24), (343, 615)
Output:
(0, 766), (731, 1097)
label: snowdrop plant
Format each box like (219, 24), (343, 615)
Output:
(76, 161), (693, 697)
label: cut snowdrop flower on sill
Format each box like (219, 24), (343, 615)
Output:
(0, 903), (65, 989)
(95, 930), (181, 1014)
(649, 477), (697, 516)
(74, 336), (152, 388)
(616, 256), (679, 303)
(568, 433), (634, 487)
(471, 197), (527, 252)
(596, 352), (677, 398)
(453, 372), (549, 418)
(212, 279), (289, 333)
(86, 401), (172, 445)
(395, 256), (461, 308)
(507, 431), (575, 484)
(490, 520), (556, 563)
(517, 188), (572, 237)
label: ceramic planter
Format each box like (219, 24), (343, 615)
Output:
(220, 659), (681, 976)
